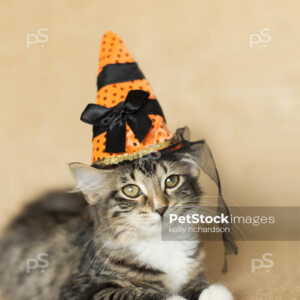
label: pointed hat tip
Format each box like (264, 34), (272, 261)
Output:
(101, 30), (121, 40)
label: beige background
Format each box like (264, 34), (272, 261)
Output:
(0, 0), (299, 299)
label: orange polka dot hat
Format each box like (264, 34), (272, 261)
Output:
(81, 31), (173, 166)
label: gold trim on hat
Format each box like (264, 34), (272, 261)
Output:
(94, 140), (171, 166)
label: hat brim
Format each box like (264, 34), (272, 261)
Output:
(91, 127), (200, 169)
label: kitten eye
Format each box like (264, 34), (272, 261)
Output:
(165, 175), (179, 188)
(122, 184), (141, 198)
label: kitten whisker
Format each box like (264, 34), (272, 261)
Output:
(96, 229), (133, 274)
(89, 225), (127, 268)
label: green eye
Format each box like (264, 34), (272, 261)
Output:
(165, 175), (179, 188)
(122, 184), (141, 198)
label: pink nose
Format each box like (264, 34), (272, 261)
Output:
(155, 206), (167, 217)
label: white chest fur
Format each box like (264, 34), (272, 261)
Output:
(129, 238), (198, 292)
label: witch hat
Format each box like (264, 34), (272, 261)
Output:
(81, 31), (172, 165)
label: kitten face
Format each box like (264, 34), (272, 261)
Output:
(70, 150), (201, 237)
(110, 159), (201, 234)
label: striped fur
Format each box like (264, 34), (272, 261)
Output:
(0, 154), (214, 300)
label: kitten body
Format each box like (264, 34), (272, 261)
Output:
(0, 151), (233, 300)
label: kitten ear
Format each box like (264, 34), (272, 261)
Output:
(181, 142), (221, 182)
(69, 162), (113, 205)
(178, 144), (203, 177)
(184, 143), (203, 164)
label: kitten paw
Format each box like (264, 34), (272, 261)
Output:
(167, 296), (187, 300)
(198, 284), (233, 300)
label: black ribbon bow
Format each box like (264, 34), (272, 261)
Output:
(81, 90), (165, 153)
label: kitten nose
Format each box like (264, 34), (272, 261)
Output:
(155, 206), (167, 217)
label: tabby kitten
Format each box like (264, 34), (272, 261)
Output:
(0, 146), (233, 300)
